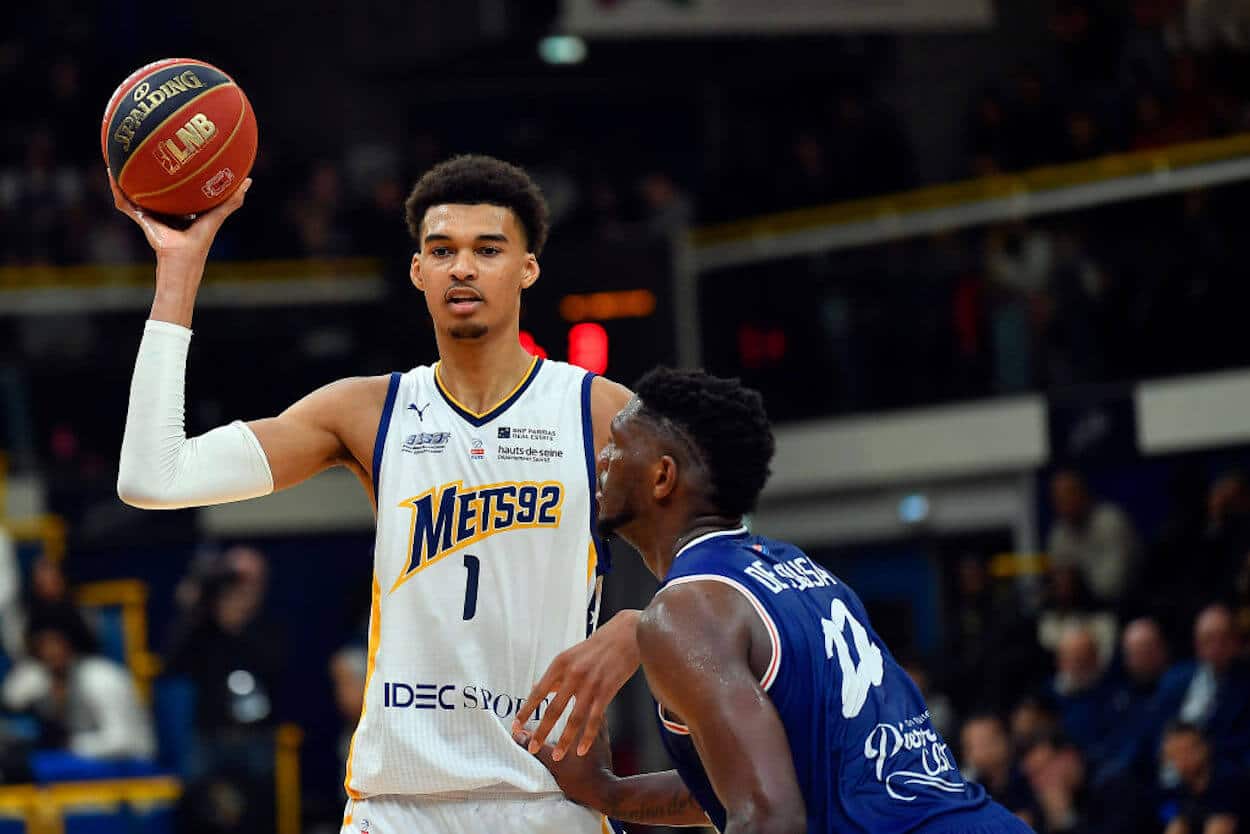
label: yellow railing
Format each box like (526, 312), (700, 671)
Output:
(0, 777), (181, 834)
(989, 552), (1050, 578)
(0, 452), (67, 565)
(74, 580), (162, 700)
(692, 132), (1250, 246)
(275, 723), (304, 834)
(0, 257), (382, 292)
(0, 455), (304, 829)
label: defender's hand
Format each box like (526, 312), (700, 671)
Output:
(514, 727), (616, 813)
(108, 170), (251, 261)
(512, 609), (640, 760)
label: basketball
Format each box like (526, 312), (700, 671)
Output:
(101, 58), (257, 217)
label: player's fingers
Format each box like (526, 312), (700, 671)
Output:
(106, 169), (140, 219)
(219, 177), (252, 215)
(513, 730), (563, 771)
(512, 685), (546, 732)
(513, 663), (563, 733)
(528, 690), (573, 754)
(575, 706), (606, 757)
(195, 178), (252, 232)
(552, 695), (595, 762)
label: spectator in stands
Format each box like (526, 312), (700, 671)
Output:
(967, 89), (1010, 176)
(0, 556), (97, 695)
(1095, 617), (1191, 784)
(960, 713), (1033, 815)
(945, 554), (1049, 715)
(1160, 722), (1248, 834)
(638, 170), (694, 239)
(3, 609), (154, 760)
(328, 645), (366, 782)
(1010, 695), (1061, 750)
(164, 546), (287, 777)
(983, 222), (1055, 393)
(1047, 625), (1114, 757)
(287, 160), (352, 257)
(1018, 732), (1089, 833)
(1047, 469), (1141, 606)
(1142, 465), (1217, 643)
(1060, 103), (1109, 163)
(1004, 69), (1062, 170)
(23, 556), (95, 654)
(1203, 471), (1250, 591)
(1233, 551), (1250, 644)
(900, 656), (956, 739)
(1020, 730), (1149, 834)
(1037, 565), (1118, 663)
(1174, 603), (1250, 768)
(0, 526), (21, 664)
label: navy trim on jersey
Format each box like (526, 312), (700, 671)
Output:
(371, 372), (402, 504)
(673, 526), (749, 562)
(581, 372), (611, 577)
(434, 358), (544, 427)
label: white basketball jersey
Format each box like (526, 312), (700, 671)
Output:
(345, 357), (608, 799)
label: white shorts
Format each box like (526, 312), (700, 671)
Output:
(340, 794), (613, 834)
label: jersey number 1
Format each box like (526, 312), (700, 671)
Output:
(822, 599), (884, 719)
(462, 554), (480, 620)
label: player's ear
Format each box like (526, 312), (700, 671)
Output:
(411, 251), (425, 292)
(520, 253), (540, 290)
(653, 455), (678, 501)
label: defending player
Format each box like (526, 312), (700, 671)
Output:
(110, 156), (640, 833)
(519, 368), (1034, 833)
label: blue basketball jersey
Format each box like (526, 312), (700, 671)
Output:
(653, 528), (1018, 834)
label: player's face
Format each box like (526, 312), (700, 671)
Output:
(595, 399), (656, 542)
(411, 204), (539, 341)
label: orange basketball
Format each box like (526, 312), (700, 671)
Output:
(102, 58), (257, 217)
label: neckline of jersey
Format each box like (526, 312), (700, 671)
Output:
(673, 526), (750, 562)
(432, 356), (543, 427)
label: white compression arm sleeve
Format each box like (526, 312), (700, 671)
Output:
(117, 319), (274, 509)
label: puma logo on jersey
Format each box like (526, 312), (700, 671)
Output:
(392, 480), (564, 592)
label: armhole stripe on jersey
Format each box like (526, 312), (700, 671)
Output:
(658, 702), (691, 735)
(660, 574), (782, 691)
(580, 371), (610, 578)
(370, 372), (402, 504)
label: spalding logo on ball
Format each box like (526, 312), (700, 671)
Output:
(102, 58), (257, 217)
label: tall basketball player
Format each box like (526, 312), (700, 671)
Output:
(110, 155), (641, 833)
(519, 368), (1034, 834)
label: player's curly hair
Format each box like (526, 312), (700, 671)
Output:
(634, 368), (775, 517)
(404, 154), (550, 255)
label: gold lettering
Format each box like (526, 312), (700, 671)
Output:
(110, 71), (214, 153)
(175, 123), (205, 151)
(189, 113), (216, 141)
(164, 137), (193, 164)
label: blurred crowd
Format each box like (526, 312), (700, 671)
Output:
(924, 466), (1250, 833)
(0, 529), (368, 833)
(7, 2), (1250, 269)
(711, 173), (1250, 422)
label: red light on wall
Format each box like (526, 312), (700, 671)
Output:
(737, 324), (786, 369)
(519, 330), (548, 359)
(568, 323), (609, 374)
